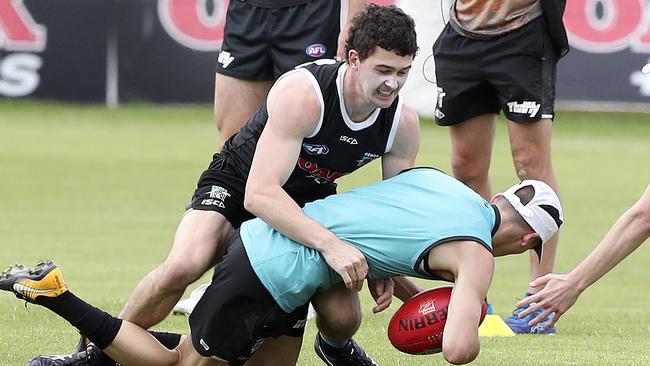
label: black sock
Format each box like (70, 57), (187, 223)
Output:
(88, 331), (181, 366)
(95, 351), (119, 366)
(148, 330), (182, 349)
(35, 291), (122, 349)
(36, 292), (183, 365)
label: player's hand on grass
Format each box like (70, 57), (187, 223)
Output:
(368, 277), (394, 313)
(322, 240), (369, 291)
(516, 273), (580, 328)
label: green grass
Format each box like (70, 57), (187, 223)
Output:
(1, 100), (649, 365)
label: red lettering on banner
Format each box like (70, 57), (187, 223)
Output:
(564, 0), (647, 53)
(158, 0), (228, 51)
(0, 0), (46, 51)
(157, 0), (397, 52)
(636, 11), (650, 51)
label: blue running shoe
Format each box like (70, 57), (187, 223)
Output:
(504, 297), (556, 334)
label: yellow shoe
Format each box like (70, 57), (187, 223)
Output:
(0, 261), (68, 302)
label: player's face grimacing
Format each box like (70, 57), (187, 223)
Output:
(354, 47), (413, 108)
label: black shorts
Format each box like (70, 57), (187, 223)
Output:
(188, 153), (335, 228)
(433, 16), (559, 125)
(216, 0), (340, 81)
(189, 233), (308, 364)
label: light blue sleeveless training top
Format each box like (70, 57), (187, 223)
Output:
(240, 167), (498, 312)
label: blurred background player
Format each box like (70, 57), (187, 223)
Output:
(214, 0), (367, 149)
(432, 0), (569, 334)
(516, 184), (650, 328)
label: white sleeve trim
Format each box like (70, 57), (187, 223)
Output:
(266, 69), (325, 138)
(385, 97), (403, 154)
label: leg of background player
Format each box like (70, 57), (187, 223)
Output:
(213, 73), (274, 149)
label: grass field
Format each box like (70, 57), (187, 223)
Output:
(1, 100), (649, 365)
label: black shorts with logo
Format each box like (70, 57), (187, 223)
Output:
(188, 153), (336, 229)
(216, 0), (340, 81)
(433, 16), (559, 125)
(189, 232), (308, 365)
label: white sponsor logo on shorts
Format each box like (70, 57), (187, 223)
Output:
(209, 185), (230, 200)
(240, 339), (265, 359)
(435, 87), (446, 120)
(293, 319), (307, 329)
(200, 338), (210, 351)
(201, 185), (230, 208)
(436, 86), (446, 109)
(217, 50), (234, 68)
(507, 101), (541, 118)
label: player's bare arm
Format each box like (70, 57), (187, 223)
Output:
(381, 103), (420, 179)
(380, 104), (422, 302)
(244, 71), (369, 291)
(517, 184), (650, 327)
(429, 240), (494, 365)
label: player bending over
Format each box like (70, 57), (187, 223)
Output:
(2, 167), (563, 365)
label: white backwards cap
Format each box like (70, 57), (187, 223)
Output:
(502, 180), (563, 262)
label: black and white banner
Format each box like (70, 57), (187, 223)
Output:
(1, 0), (649, 113)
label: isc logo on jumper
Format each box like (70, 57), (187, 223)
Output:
(339, 135), (358, 144)
(303, 143), (330, 155)
(306, 43), (327, 57)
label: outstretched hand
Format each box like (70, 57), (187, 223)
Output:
(368, 277), (394, 313)
(321, 240), (369, 292)
(516, 273), (581, 328)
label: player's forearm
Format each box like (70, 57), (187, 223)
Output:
(244, 184), (338, 252)
(381, 107), (420, 179)
(568, 204), (650, 293)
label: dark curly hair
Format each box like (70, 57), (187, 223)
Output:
(344, 4), (418, 61)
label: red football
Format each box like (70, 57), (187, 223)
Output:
(387, 286), (488, 355)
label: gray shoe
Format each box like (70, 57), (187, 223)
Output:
(314, 333), (378, 366)
(27, 345), (102, 366)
